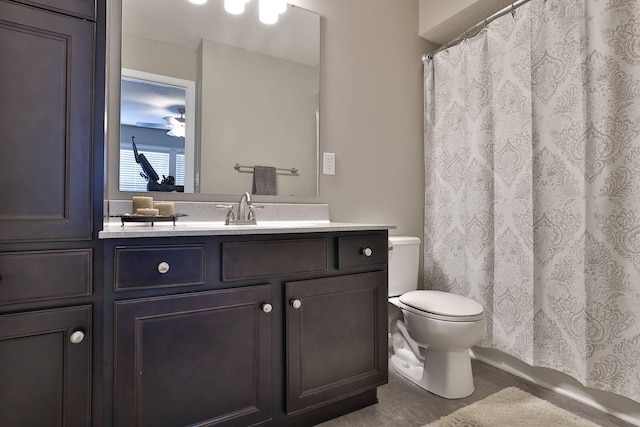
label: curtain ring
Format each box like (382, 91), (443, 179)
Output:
(511, 3), (516, 18)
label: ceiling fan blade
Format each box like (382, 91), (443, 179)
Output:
(167, 127), (185, 138)
(163, 116), (182, 126)
(136, 121), (171, 129)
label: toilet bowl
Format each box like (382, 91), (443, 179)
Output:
(388, 237), (486, 399)
(390, 290), (485, 398)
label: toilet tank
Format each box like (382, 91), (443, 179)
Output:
(388, 236), (421, 297)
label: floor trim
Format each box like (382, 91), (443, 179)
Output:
(471, 347), (640, 427)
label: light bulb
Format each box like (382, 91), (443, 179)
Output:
(224, 0), (245, 14)
(259, 0), (278, 24)
(275, 0), (287, 14)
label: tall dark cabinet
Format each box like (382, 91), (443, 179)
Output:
(0, 0), (104, 425)
(0, 0), (94, 242)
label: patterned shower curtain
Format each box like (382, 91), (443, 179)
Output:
(424, 0), (640, 402)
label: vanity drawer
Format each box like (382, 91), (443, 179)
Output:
(338, 236), (388, 269)
(0, 249), (92, 305)
(222, 239), (327, 281)
(114, 245), (205, 291)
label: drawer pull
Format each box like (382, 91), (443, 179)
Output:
(291, 299), (302, 309)
(69, 330), (85, 344)
(157, 262), (170, 274)
(262, 303), (273, 313)
(361, 247), (373, 257)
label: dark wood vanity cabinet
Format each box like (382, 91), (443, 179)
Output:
(105, 231), (389, 426)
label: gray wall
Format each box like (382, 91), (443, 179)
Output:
(291, 0), (435, 239)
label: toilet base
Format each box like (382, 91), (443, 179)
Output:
(391, 348), (475, 399)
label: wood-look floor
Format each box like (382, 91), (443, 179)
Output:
(318, 359), (632, 427)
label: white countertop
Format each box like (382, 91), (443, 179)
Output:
(98, 220), (395, 239)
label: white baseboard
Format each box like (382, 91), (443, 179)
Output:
(471, 347), (640, 427)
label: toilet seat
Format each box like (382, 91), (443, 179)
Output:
(399, 290), (484, 322)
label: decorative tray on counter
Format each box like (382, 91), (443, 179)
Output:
(113, 213), (187, 226)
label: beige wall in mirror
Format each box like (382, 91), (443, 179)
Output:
(198, 39), (318, 196)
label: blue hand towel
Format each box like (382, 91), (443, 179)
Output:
(252, 166), (277, 195)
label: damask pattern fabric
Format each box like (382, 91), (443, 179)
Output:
(424, 0), (640, 402)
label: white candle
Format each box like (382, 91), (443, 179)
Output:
(154, 202), (175, 216)
(136, 208), (159, 216)
(132, 196), (154, 213)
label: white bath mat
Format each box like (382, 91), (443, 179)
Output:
(424, 387), (601, 427)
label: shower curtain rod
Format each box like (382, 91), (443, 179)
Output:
(422, 0), (535, 62)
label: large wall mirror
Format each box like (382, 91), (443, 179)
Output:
(108, 0), (320, 199)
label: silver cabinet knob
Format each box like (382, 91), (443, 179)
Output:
(69, 330), (85, 344)
(291, 299), (302, 309)
(262, 303), (273, 313)
(157, 262), (170, 274)
(362, 247), (373, 257)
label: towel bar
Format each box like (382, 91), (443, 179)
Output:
(233, 163), (298, 175)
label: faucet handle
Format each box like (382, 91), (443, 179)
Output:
(215, 204), (235, 224)
(247, 204), (263, 221)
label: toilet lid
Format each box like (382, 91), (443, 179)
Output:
(399, 290), (483, 319)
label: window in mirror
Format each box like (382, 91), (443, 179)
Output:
(119, 69), (196, 192)
(119, 147), (185, 192)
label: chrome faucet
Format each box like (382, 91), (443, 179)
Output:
(237, 192), (252, 222)
(216, 192), (262, 225)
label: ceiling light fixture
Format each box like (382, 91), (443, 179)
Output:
(274, 0), (286, 14)
(224, 0), (246, 15)
(221, 0), (288, 25)
(259, 0), (278, 24)
(188, 0), (208, 5)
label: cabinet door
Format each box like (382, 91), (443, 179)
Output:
(114, 286), (272, 427)
(285, 272), (388, 414)
(0, 1), (94, 243)
(0, 306), (92, 427)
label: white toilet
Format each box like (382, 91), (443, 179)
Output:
(388, 236), (486, 399)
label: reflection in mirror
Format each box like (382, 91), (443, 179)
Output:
(119, 69), (196, 192)
(119, 0), (320, 197)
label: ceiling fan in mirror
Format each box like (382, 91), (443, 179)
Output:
(135, 106), (186, 138)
